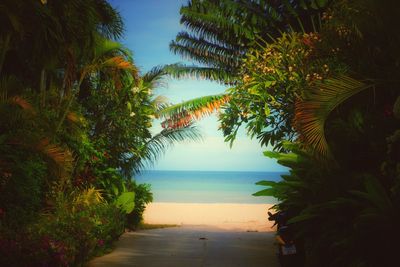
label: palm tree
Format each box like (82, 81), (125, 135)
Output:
(130, 65), (206, 173)
(161, 0), (334, 150)
(55, 35), (138, 133)
(0, 0), (124, 103)
(76, 60), (205, 177)
(170, 0), (330, 84)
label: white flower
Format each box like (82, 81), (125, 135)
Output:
(130, 112), (135, 117)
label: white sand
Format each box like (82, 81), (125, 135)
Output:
(143, 202), (277, 232)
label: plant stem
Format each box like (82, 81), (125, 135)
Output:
(55, 72), (85, 133)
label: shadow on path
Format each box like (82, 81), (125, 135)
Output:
(89, 226), (279, 267)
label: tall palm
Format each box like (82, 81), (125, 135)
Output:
(55, 35), (137, 133)
(170, 0), (330, 84)
(0, 0), (123, 101)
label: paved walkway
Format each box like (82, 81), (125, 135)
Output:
(89, 226), (279, 267)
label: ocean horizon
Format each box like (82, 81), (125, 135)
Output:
(135, 170), (285, 204)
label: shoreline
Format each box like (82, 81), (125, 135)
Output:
(143, 202), (277, 232)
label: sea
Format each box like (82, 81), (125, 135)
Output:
(135, 170), (284, 204)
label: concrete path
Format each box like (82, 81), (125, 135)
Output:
(89, 226), (279, 267)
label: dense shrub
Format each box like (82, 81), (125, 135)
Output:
(126, 181), (153, 229)
(0, 189), (126, 267)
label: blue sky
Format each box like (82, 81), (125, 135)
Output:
(109, 0), (285, 172)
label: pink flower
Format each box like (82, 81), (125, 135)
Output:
(98, 239), (105, 246)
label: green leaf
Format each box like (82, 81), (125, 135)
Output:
(253, 188), (276, 196)
(264, 80), (275, 87)
(276, 153), (299, 167)
(315, 0), (328, 8)
(264, 103), (270, 116)
(115, 191), (135, 214)
(263, 150), (280, 159)
(248, 83), (261, 95)
(363, 175), (394, 213)
(255, 180), (277, 187)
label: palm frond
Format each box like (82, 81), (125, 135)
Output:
(170, 42), (238, 69)
(93, 33), (125, 58)
(93, 0), (124, 40)
(86, 36), (139, 81)
(180, 3), (251, 47)
(165, 64), (235, 84)
(136, 126), (203, 171)
(177, 16), (243, 51)
(294, 75), (374, 158)
(144, 63), (236, 85)
(173, 0), (331, 79)
(36, 138), (74, 175)
(174, 31), (243, 63)
(158, 94), (230, 129)
(9, 96), (35, 114)
(102, 56), (135, 70)
(142, 65), (168, 87)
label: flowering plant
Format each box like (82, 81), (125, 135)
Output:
(219, 30), (347, 148)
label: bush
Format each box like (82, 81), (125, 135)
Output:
(126, 181), (153, 230)
(0, 156), (47, 229)
(0, 189), (126, 267)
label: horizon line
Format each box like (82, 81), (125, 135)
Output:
(140, 169), (287, 173)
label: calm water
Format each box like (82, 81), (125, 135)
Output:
(135, 170), (284, 204)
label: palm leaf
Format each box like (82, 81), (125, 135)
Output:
(179, 3), (251, 47)
(9, 96), (35, 114)
(36, 138), (74, 175)
(136, 126), (203, 171)
(294, 75), (374, 158)
(163, 64), (235, 84)
(170, 42), (238, 69)
(158, 94), (230, 129)
(175, 31), (242, 59)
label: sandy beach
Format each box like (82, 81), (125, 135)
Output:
(143, 202), (276, 232)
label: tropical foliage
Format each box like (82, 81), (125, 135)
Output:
(170, 0), (328, 84)
(171, 0), (400, 266)
(0, 1), (200, 266)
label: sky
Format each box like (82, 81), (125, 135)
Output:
(109, 0), (286, 172)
